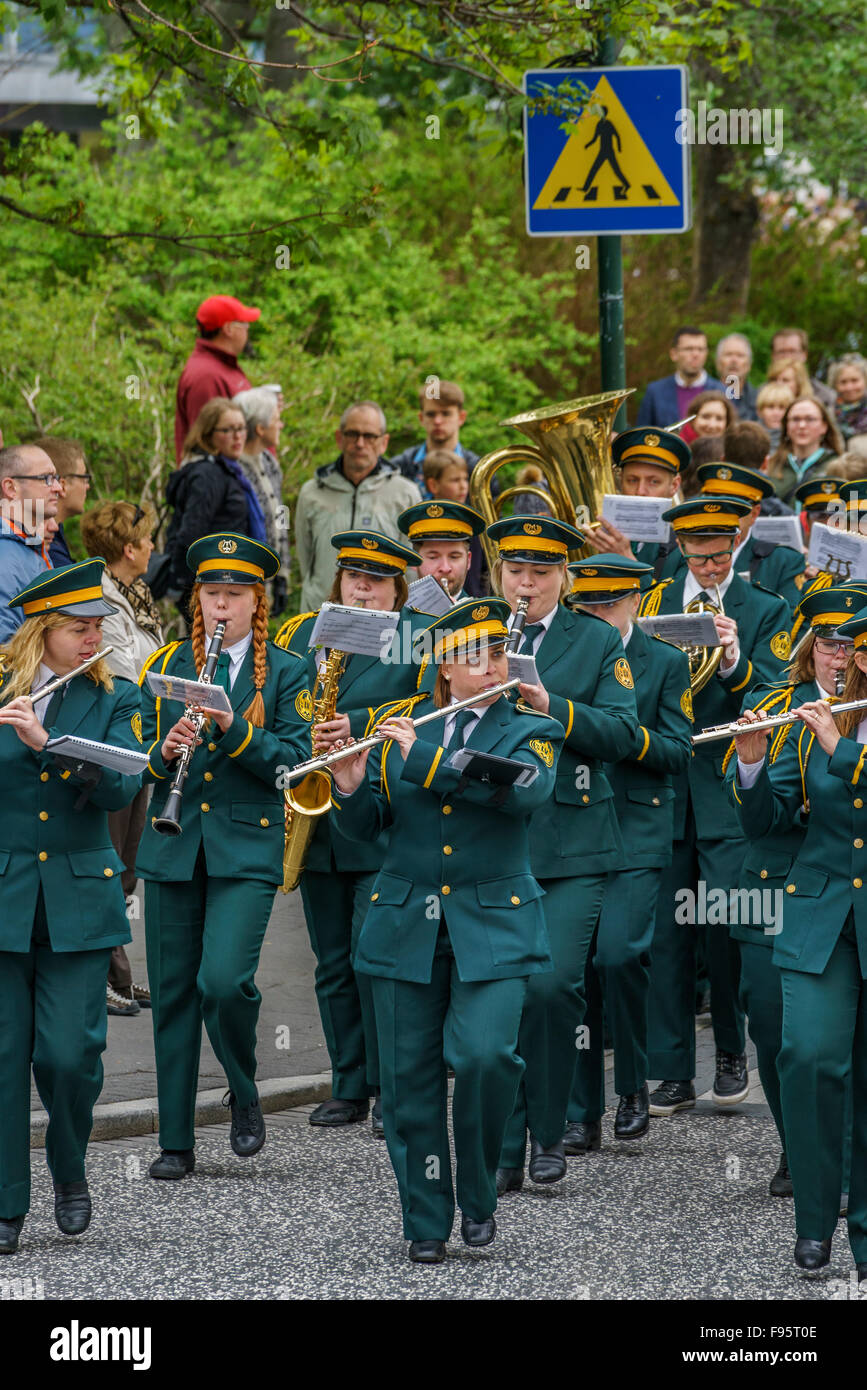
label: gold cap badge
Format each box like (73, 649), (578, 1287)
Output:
(218, 538), (237, 554)
(644, 433), (660, 447)
(471, 605), (489, 621)
(426, 504), (444, 517)
(523, 523), (542, 535)
(718, 467), (732, 480)
(361, 537), (377, 549)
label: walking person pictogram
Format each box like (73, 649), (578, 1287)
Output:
(581, 106), (630, 201)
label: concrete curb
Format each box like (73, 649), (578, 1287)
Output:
(30, 1073), (333, 1148)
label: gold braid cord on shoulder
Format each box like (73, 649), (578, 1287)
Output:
(364, 692), (428, 737)
(138, 641), (183, 687)
(638, 579), (673, 619)
(274, 612), (316, 650)
(790, 572), (833, 642)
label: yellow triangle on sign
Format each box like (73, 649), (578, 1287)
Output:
(533, 75), (680, 211)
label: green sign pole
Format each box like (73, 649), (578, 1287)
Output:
(596, 30), (627, 430)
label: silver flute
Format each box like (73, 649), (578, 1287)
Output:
(23, 647), (114, 702)
(284, 677), (522, 783)
(692, 697), (867, 746)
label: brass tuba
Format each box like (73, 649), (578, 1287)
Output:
(469, 389), (634, 569)
(280, 645), (347, 893)
(682, 586), (725, 694)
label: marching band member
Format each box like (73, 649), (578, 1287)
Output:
(399, 499), (486, 602)
(565, 556), (692, 1148)
(0, 560), (142, 1254)
(330, 598), (563, 1263)
(724, 584), (867, 1198)
(732, 603), (867, 1277)
(485, 517), (640, 1191)
(696, 460), (806, 611)
(137, 534), (312, 1180)
(788, 478), (845, 610)
(639, 496), (791, 1118)
(275, 531), (431, 1135)
(591, 427), (689, 584)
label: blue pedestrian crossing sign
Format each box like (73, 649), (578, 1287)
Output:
(524, 66), (690, 237)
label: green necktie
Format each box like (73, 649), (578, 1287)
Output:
(447, 709), (476, 750)
(214, 652), (232, 692)
(520, 623), (545, 655)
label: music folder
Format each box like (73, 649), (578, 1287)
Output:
(447, 748), (539, 788)
(44, 736), (149, 775)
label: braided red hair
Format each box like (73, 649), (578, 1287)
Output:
(191, 583), (270, 728)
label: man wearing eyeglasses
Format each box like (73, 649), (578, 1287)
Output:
(31, 437), (91, 568)
(637, 495), (792, 1122)
(0, 444), (63, 641)
(294, 400), (422, 611)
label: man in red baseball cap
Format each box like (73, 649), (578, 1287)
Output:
(174, 295), (261, 461)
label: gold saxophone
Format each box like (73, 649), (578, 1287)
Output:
(280, 645), (348, 893)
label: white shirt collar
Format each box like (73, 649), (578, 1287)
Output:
(682, 566), (736, 607)
(674, 369), (708, 389)
(623, 621), (634, 648)
(222, 631), (253, 686)
(33, 662), (59, 722)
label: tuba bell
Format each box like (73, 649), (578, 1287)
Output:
(469, 389), (634, 570)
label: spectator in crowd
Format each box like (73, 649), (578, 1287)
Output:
(422, 450), (469, 502)
(755, 383), (795, 450)
(767, 397), (843, 505)
(682, 434), (725, 499)
(80, 499), (164, 1018)
(722, 419), (792, 517)
(680, 390), (737, 444)
(390, 380), (480, 493)
(770, 327), (836, 411)
(845, 434), (867, 466)
(174, 294), (260, 462)
(165, 398), (266, 619)
(829, 354), (867, 441)
(233, 387), (290, 616)
(294, 400), (421, 611)
(826, 453), (867, 483)
(764, 357), (814, 403)
(714, 333), (759, 420)
(0, 444), (60, 641)
(33, 437), (91, 567)
(635, 326), (725, 428)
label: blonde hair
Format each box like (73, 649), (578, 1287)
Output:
(835, 656), (867, 739)
(81, 499), (156, 565)
(765, 358), (813, 399)
(181, 397), (241, 462)
(190, 582), (269, 727)
(787, 629), (817, 684)
(756, 382), (794, 413)
(0, 611), (114, 704)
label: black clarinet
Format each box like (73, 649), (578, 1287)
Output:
(506, 596), (530, 654)
(836, 670), (846, 697)
(152, 621), (227, 836)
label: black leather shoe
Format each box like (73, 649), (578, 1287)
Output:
(769, 1152), (793, 1197)
(857, 1263), (867, 1285)
(794, 1237), (832, 1273)
(309, 1098), (369, 1126)
(148, 1149), (195, 1180)
(496, 1167), (523, 1195)
(54, 1181), (91, 1236)
(0, 1216), (24, 1254)
(461, 1214), (496, 1247)
(563, 1120), (601, 1154)
(712, 1050), (749, 1105)
(371, 1095), (385, 1139)
(409, 1240), (446, 1264)
(614, 1085), (649, 1140)
(648, 1079), (695, 1116)
(528, 1137), (567, 1183)
(226, 1092), (265, 1157)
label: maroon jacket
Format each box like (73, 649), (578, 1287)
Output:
(174, 340), (251, 461)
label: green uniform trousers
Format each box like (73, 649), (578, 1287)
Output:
(648, 832), (746, 1080)
(0, 896), (110, 1219)
(738, 940), (785, 1148)
(301, 868), (377, 1097)
(145, 851), (276, 1150)
(569, 866), (661, 1122)
(779, 914), (867, 1258)
(499, 873), (605, 1167)
(371, 926), (527, 1242)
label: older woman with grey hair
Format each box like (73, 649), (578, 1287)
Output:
(714, 332), (758, 421)
(232, 386), (290, 613)
(829, 354), (867, 441)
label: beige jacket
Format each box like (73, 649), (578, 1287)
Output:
(100, 570), (164, 684)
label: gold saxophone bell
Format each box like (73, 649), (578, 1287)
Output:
(280, 645), (348, 893)
(683, 586), (724, 694)
(469, 389), (634, 571)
